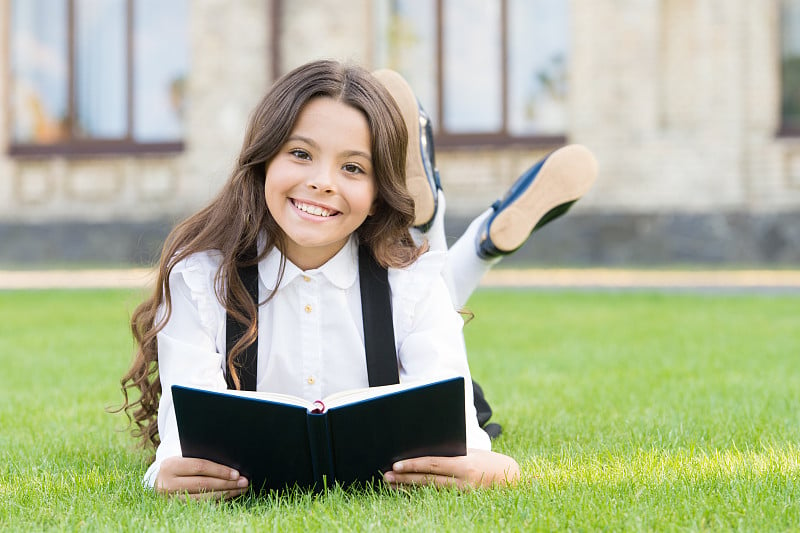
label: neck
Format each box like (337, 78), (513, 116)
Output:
(282, 240), (349, 271)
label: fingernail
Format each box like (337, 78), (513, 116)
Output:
(383, 472), (395, 483)
(230, 469), (240, 480)
(237, 477), (249, 487)
(393, 461), (404, 472)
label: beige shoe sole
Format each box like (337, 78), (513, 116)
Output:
(372, 69), (435, 227)
(488, 144), (598, 252)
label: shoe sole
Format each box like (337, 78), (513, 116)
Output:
(488, 144), (598, 252)
(373, 69), (435, 227)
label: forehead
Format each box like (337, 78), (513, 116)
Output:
(292, 97), (371, 147)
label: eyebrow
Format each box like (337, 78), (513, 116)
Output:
(287, 135), (372, 161)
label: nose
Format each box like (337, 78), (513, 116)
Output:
(307, 166), (336, 194)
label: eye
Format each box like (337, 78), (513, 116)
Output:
(343, 163), (365, 175)
(289, 149), (311, 160)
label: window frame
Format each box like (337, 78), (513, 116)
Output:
(6, 0), (184, 158)
(388, 0), (568, 149)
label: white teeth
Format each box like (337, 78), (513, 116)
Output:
(294, 200), (332, 217)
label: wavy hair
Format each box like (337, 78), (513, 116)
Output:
(118, 60), (424, 449)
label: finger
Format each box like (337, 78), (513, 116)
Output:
(391, 456), (463, 477)
(163, 457), (242, 481)
(171, 475), (250, 494)
(157, 470), (249, 494)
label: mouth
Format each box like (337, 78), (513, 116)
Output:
(291, 199), (341, 218)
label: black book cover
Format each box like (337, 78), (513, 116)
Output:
(171, 377), (467, 492)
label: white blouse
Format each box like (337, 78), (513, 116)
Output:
(144, 235), (491, 486)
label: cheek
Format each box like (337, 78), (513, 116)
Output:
(263, 177), (274, 208)
(263, 163), (286, 208)
(262, 164), (272, 195)
(342, 176), (378, 217)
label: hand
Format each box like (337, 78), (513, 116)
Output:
(155, 456), (250, 500)
(382, 449), (520, 489)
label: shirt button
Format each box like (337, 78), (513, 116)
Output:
(302, 275), (311, 282)
(307, 376), (315, 385)
(304, 304), (312, 313)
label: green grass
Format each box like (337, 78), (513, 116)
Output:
(1, 289), (798, 531)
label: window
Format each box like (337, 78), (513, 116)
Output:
(374, 0), (569, 147)
(782, 0), (800, 134)
(9, 0), (188, 156)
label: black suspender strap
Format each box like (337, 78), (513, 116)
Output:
(225, 245), (399, 391)
(357, 245), (400, 387)
(225, 246), (260, 391)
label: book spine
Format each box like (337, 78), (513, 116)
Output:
(306, 412), (335, 489)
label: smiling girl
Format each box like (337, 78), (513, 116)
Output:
(119, 60), (519, 499)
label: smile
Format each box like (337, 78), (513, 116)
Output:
(292, 199), (340, 218)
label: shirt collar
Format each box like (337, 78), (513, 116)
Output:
(258, 235), (359, 291)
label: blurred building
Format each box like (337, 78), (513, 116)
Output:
(1, 0), (799, 265)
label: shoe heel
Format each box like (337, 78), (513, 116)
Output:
(478, 144), (597, 257)
(373, 69), (437, 228)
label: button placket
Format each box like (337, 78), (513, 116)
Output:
(299, 274), (321, 397)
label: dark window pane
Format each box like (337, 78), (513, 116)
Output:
(783, 0), (800, 131)
(133, 0), (188, 142)
(10, 0), (69, 144)
(374, 0), (437, 120)
(442, 0), (502, 133)
(74, 0), (128, 139)
(507, 0), (568, 135)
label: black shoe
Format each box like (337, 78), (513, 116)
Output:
(373, 69), (441, 231)
(473, 380), (502, 439)
(483, 423), (503, 440)
(476, 144), (598, 259)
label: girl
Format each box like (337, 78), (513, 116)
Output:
(120, 59), (520, 500)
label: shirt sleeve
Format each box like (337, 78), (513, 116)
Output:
(143, 254), (228, 487)
(390, 252), (492, 451)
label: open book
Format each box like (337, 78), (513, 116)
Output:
(172, 376), (466, 492)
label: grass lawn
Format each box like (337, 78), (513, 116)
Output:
(1, 288), (798, 531)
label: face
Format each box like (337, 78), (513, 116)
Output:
(265, 97), (376, 270)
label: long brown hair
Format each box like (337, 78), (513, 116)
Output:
(119, 60), (424, 449)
